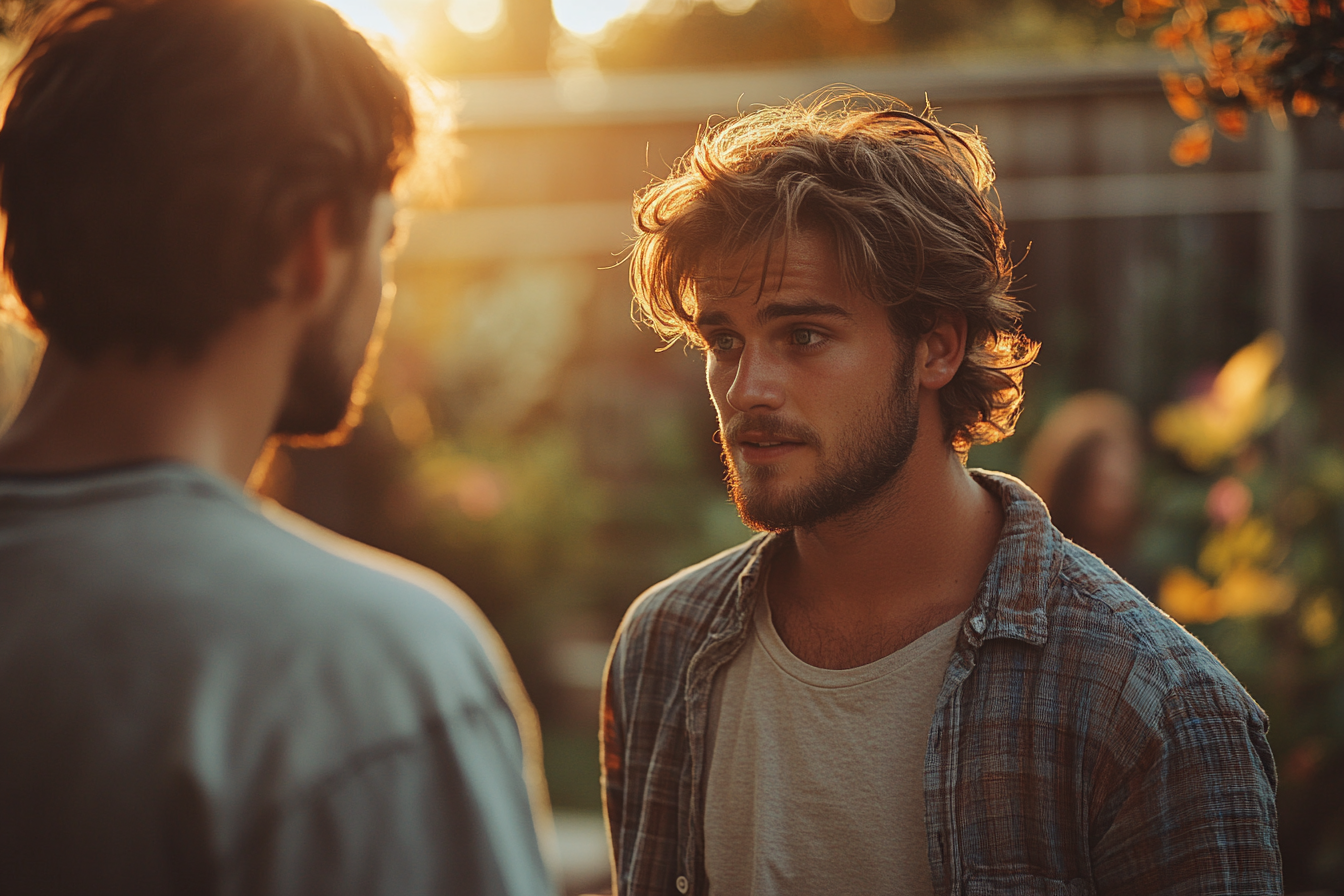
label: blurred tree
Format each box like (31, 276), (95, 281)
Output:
(1100, 0), (1344, 164)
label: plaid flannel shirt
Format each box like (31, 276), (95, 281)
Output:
(601, 471), (1280, 896)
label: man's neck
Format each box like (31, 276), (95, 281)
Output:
(767, 427), (1004, 670)
(0, 307), (299, 485)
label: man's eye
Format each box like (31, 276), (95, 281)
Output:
(791, 329), (818, 346)
(711, 333), (737, 352)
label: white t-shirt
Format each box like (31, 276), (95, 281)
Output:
(704, 593), (963, 896)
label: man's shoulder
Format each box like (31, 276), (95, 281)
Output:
(616, 534), (768, 646)
(0, 462), (501, 706)
(1047, 541), (1265, 724)
(258, 499), (515, 685)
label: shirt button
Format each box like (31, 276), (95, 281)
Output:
(676, 875), (689, 893)
(970, 615), (986, 634)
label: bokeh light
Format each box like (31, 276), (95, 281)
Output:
(446, 0), (504, 35)
(552, 0), (637, 37)
(320, 0), (403, 42)
(848, 0), (895, 25)
(712, 0), (757, 15)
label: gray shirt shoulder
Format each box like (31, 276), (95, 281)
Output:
(0, 462), (552, 896)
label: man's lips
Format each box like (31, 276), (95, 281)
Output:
(736, 436), (804, 449)
(732, 432), (808, 463)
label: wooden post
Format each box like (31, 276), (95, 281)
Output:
(1264, 118), (1300, 384)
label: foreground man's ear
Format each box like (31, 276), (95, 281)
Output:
(272, 202), (349, 314)
(915, 311), (968, 391)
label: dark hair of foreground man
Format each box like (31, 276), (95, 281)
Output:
(0, 0), (553, 893)
(602, 95), (1281, 896)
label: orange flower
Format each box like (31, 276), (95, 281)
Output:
(1170, 120), (1213, 165)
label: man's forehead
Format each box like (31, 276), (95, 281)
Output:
(692, 231), (831, 299)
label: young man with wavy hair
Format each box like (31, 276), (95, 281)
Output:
(0, 0), (551, 892)
(602, 96), (1279, 896)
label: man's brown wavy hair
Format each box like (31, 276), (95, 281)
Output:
(0, 0), (414, 361)
(629, 93), (1038, 457)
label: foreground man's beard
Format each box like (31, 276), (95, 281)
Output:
(271, 262), (385, 445)
(724, 358), (920, 532)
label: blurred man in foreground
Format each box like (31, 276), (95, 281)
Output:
(0, 0), (552, 892)
(602, 97), (1279, 895)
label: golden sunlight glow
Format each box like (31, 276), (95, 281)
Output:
(848, 0), (895, 25)
(552, 0), (640, 36)
(319, 0), (404, 43)
(712, 0), (758, 15)
(447, 0), (504, 36)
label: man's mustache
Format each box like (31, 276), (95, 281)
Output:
(722, 413), (821, 448)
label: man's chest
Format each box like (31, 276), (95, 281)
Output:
(699, 608), (962, 895)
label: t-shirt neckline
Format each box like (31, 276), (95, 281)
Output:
(755, 586), (965, 689)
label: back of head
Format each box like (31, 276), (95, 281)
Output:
(0, 0), (414, 362)
(630, 93), (1038, 455)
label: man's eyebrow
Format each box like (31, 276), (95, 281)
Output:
(694, 301), (855, 331)
(694, 309), (732, 329)
(755, 301), (855, 325)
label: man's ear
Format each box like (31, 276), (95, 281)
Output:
(915, 310), (968, 391)
(273, 203), (342, 311)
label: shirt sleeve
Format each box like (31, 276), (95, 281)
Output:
(1091, 677), (1282, 896)
(600, 631), (626, 893)
(222, 707), (555, 896)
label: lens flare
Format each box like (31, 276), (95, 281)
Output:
(447, 0), (504, 35)
(849, 0), (895, 24)
(552, 0), (634, 36)
(318, 0), (403, 42)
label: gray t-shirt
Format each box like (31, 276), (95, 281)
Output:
(704, 595), (962, 896)
(0, 462), (552, 896)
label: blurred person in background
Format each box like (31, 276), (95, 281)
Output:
(0, 0), (552, 892)
(602, 96), (1279, 896)
(1021, 390), (1145, 582)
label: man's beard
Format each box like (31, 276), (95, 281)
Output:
(723, 358), (920, 532)
(271, 265), (385, 447)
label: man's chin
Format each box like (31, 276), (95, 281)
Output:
(729, 477), (809, 533)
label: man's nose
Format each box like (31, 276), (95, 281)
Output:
(726, 345), (785, 412)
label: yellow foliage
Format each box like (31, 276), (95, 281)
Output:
(1160, 563), (1296, 624)
(1217, 564), (1295, 616)
(1152, 331), (1291, 469)
(1301, 593), (1338, 647)
(1161, 566), (1222, 623)
(1198, 515), (1276, 578)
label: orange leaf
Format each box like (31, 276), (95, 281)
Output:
(1171, 120), (1214, 165)
(1215, 6), (1275, 32)
(1292, 90), (1320, 116)
(1154, 23), (1187, 48)
(1215, 106), (1249, 138)
(1164, 72), (1206, 120)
